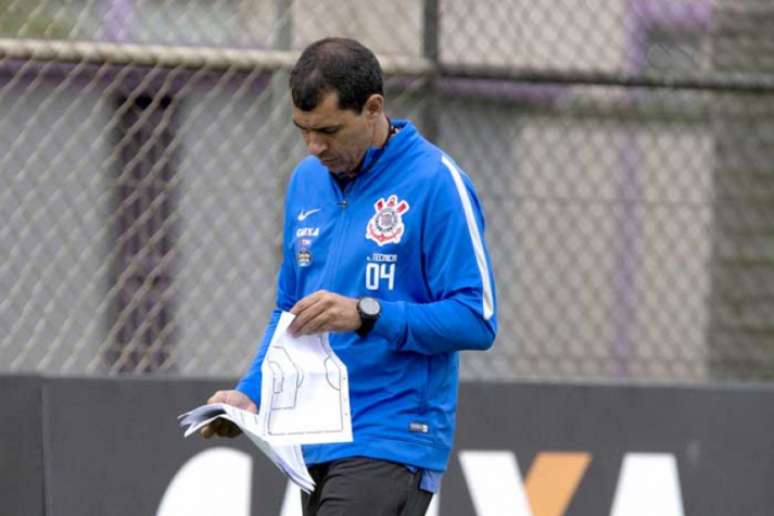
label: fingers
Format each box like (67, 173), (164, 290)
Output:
(214, 420), (241, 438)
(200, 423), (214, 439)
(288, 290), (361, 335)
(200, 419), (220, 439)
(207, 390), (256, 411)
(224, 423), (243, 438)
(199, 390), (256, 439)
(207, 390), (228, 405)
(225, 391), (258, 412)
(200, 419), (242, 439)
(289, 292), (328, 335)
(289, 290), (323, 317)
(292, 303), (331, 336)
(241, 398), (258, 414)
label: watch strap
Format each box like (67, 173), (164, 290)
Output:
(356, 297), (380, 337)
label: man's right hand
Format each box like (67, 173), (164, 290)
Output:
(200, 390), (258, 439)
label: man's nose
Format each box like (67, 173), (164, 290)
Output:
(306, 134), (327, 156)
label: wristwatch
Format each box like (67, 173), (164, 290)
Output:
(356, 296), (381, 337)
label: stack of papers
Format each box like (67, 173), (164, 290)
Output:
(178, 311), (353, 493)
(178, 403), (315, 493)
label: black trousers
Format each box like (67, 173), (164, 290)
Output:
(301, 457), (434, 516)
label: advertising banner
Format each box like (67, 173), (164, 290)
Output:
(3, 377), (773, 515)
(0, 375), (45, 516)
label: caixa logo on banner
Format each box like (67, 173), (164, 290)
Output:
(156, 448), (685, 516)
(457, 450), (684, 516)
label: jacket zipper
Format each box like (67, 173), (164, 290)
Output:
(320, 181), (353, 287)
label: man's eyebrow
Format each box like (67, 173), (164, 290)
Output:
(292, 120), (341, 132)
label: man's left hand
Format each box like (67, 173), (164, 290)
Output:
(288, 290), (361, 336)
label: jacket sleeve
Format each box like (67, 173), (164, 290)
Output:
(235, 177), (298, 405)
(374, 156), (498, 355)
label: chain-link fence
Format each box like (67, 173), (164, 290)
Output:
(1, 0), (773, 382)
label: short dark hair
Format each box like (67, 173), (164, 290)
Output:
(289, 37), (384, 113)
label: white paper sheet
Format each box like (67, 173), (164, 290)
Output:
(177, 403), (315, 493)
(177, 311), (352, 493)
(258, 311), (352, 445)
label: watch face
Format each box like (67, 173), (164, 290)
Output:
(359, 297), (380, 317)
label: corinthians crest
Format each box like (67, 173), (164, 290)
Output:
(366, 194), (410, 246)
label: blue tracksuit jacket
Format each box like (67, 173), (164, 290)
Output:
(237, 119), (497, 472)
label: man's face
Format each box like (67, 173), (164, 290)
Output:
(292, 91), (379, 175)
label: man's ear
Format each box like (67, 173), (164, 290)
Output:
(363, 94), (384, 120)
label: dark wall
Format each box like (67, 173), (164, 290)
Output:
(41, 377), (289, 516)
(2, 376), (774, 515)
(454, 382), (774, 515)
(0, 375), (45, 516)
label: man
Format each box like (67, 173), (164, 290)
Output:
(203, 37), (497, 516)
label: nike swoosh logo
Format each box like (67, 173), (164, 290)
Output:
(297, 208), (321, 221)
